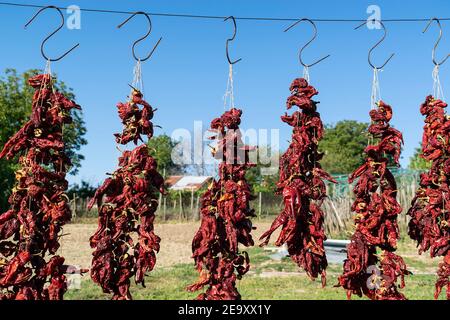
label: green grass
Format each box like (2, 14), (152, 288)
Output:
(65, 246), (445, 300)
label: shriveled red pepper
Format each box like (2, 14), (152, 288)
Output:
(0, 74), (84, 300)
(88, 88), (164, 300)
(408, 95), (450, 300)
(259, 78), (335, 286)
(187, 108), (255, 300)
(337, 101), (411, 300)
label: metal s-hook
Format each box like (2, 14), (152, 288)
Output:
(24, 5), (79, 62)
(284, 18), (330, 68)
(354, 20), (394, 70)
(224, 16), (242, 65)
(423, 18), (450, 66)
(117, 11), (162, 62)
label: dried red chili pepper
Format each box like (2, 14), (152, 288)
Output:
(337, 100), (411, 300)
(187, 108), (255, 300)
(0, 73), (83, 300)
(408, 95), (450, 300)
(259, 78), (335, 286)
(88, 88), (164, 300)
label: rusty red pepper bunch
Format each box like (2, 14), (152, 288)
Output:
(338, 101), (410, 300)
(259, 78), (336, 286)
(187, 108), (255, 300)
(408, 95), (450, 300)
(88, 88), (164, 300)
(0, 74), (82, 300)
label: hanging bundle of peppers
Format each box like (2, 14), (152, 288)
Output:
(88, 88), (165, 300)
(408, 95), (450, 300)
(0, 73), (83, 300)
(337, 101), (410, 300)
(259, 78), (335, 285)
(187, 108), (255, 300)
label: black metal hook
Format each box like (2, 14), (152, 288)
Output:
(117, 11), (162, 62)
(24, 5), (79, 62)
(284, 18), (330, 68)
(423, 18), (450, 67)
(224, 16), (242, 65)
(354, 19), (395, 70)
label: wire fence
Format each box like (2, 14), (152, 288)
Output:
(71, 169), (422, 237)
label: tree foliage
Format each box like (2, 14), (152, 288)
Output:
(0, 68), (87, 210)
(318, 120), (369, 175)
(67, 180), (97, 199)
(147, 134), (185, 175)
(246, 146), (280, 193)
(408, 146), (432, 170)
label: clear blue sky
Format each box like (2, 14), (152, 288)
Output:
(1, 0), (450, 185)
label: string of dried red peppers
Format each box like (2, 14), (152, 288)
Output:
(0, 74), (82, 300)
(408, 95), (450, 300)
(88, 88), (165, 300)
(259, 78), (335, 285)
(188, 108), (255, 300)
(337, 101), (410, 300)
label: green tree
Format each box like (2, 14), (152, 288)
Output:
(246, 146), (280, 193)
(0, 69), (87, 210)
(318, 120), (369, 174)
(67, 180), (97, 199)
(409, 145), (432, 170)
(147, 134), (185, 175)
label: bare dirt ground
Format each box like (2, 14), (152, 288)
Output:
(60, 221), (278, 270)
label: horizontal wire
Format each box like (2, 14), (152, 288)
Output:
(0, 1), (449, 22)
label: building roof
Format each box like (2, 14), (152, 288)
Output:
(166, 176), (213, 191)
(165, 175), (183, 187)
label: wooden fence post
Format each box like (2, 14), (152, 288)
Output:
(195, 194), (200, 221)
(190, 188), (194, 220)
(258, 192), (262, 220)
(158, 192), (162, 216)
(72, 194), (77, 219)
(163, 196), (167, 221)
(179, 190), (183, 221)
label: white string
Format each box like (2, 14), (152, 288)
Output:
(37, 60), (52, 108)
(432, 65), (445, 100)
(303, 66), (310, 82)
(371, 68), (381, 109)
(44, 59), (52, 77)
(131, 59), (144, 95)
(223, 63), (235, 110)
